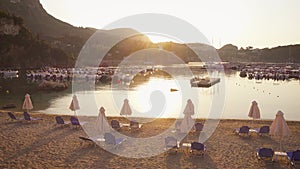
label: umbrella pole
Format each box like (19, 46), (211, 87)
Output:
(280, 138), (282, 151)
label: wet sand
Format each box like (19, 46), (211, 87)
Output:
(0, 111), (299, 169)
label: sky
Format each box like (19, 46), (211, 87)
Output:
(40, 0), (300, 49)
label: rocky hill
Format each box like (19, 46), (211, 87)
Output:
(0, 0), (299, 68)
(0, 0), (97, 59)
(0, 11), (71, 68)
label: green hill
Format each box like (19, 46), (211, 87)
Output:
(218, 44), (300, 63)
(0, 10), (71, 68)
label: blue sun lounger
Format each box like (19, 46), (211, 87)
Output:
(287, 150), (300, 167)
(8, 112), (23, 121)
(23, 112), (42, 121)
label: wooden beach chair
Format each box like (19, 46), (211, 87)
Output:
(23, 112), (42, 121)
(287, 150), (300, 167)
(7, 112), (23, 121)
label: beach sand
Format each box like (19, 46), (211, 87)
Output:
(0, 111), (299, 169)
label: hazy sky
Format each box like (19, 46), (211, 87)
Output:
(40, 0), (300, 49)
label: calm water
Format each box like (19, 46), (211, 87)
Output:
(1, 69), (300, 121)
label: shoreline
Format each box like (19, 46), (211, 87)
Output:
(2, 110), (300, 123)
(1, 111), (299, 168)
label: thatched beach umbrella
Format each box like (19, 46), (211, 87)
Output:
(22, 93), (33, 113)
(180, 99), (195, 133)
(69, 95), (80, 116)
(270, 110), (291, 151)
(96, 107), (110, 135)
(120, 99), (132, 117)
(248, 100), (261, 124)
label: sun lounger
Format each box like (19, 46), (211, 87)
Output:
(256, 148), (274, 162)
(8, 112), (23, 121)
(70, 116), (87, 127)
(253, 126), (270, 136)
(165, 136), (179, 153)
(78, 136), (105, 147)
(194, 122), (204, 132)
(175, 121), (181, 132)
(235, 126), (250, 136)
(79, 136), (105, 142)
(287, 150), (300, 167)
(129, 121), (142, 131)
(23, 112), (42, 121)
(104, 133), (126, 146)
(111, 120), (121, 131)
(190, 142), (206, 156)
(55, 116), (70, 125)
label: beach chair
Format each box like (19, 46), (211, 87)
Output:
(79, 136), (105, 142)
(194, 122), (204, 132)
(129, 121), (142, 131)
(111, 120), (121, 131)
(104, 133), (126, 146)
(55, 116), (70, 126)
(287, 150), (300, 167)
(256, 148), (274, 162)
(190, 142), (206, 156)
(175, 121), (181, 131)
(165, 136), (179, 153)
(254, 126), (270, 136)
(235, 126), (250, 137)
(7, 112), (23, 121)
(23, 112), (42, 121)
(78, 136), (105, 147)
(70, 116), (87, 128)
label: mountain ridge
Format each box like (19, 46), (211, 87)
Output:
(0, 0), (299, 67)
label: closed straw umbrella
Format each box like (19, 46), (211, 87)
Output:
(180, 99), (195, 133)
(22, 93), (33, 113)
(120, 99), (132, 118)
(270, 110), (291, 151)
(69, 95), (80, 116)
(96, 107), (110, 135)
(248, 100), (261, 124)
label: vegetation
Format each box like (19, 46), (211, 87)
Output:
(0, 10), (72, 68)
(218, 44), (300, 63)
(0, 0), (299, 69)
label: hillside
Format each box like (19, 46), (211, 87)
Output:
(0, 0), (96, 59)
(218, 44), (300, 63)
(0, 0), (154, 67)
(0, 11), (71, 68)
(0, 0), (299, 67)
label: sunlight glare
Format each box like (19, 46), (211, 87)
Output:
(129, 78), (182, 118)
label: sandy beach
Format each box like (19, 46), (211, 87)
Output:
(0, 111), (299, 169)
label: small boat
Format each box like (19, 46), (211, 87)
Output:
(239, 71), (247, 78)
(170, 88), (178, 92)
